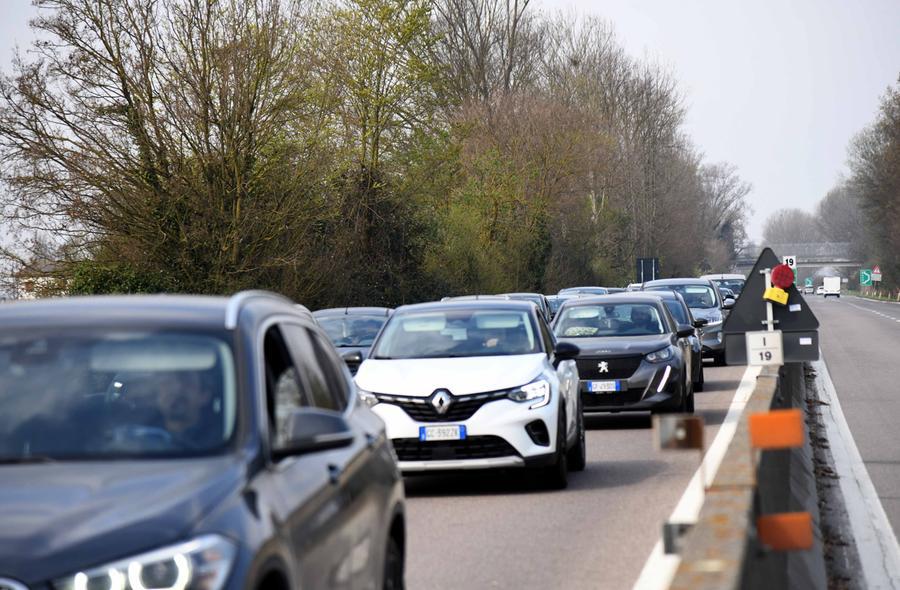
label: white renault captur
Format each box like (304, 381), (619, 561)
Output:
(354, 300), (584, 489)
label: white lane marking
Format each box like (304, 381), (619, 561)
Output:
(632, 364), (762, 590)
(813, 356), (900, 589)
(848, 302), (900, 323)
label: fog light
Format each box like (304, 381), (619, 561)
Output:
(525, 420), (550, 446)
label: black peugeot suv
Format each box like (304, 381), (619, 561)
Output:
(0, 291), (405, 590)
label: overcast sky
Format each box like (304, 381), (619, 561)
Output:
(538, 0), (900, 240)
(2, 1), (899, 241)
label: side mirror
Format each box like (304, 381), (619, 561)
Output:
(273, 408), (354, 459)
(341, 350), (364, 365)
(553, 341), (580, 361)
(692, 318), (708, 328)
(723, 298), (736, 310)
(676, 324), (695, 338)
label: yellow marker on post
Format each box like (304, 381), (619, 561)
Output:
(763, 286), (789, 305)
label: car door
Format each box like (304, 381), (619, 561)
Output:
(538, 313), (578, 442)
(284, 324), (389, 590)
(261, 322), (355, 590)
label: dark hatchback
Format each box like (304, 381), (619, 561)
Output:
(552, 295), (695, 414)
(313, 307), (392, 374)
(0, 292), (405, 590)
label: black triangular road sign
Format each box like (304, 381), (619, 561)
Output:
(724, 247), (819, 364)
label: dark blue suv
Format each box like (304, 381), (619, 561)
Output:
(0, 291), (405, 590)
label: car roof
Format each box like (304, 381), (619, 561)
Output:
(313, 307), (392, 317)
(559, 294), (665, 306)
(394, 299), (536, 313)
(644, 278), (716, 287)
(502, 292), (544, 298)
(441, 294), (511, 301)
(625, 289), (684, 302)
(699, 274), (745, 280)
(0, 292), (300, 331)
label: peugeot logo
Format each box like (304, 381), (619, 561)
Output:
(597, 361), (609, 373)
(430, 389), (453, 414)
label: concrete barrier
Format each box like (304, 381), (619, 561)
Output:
(669, 364), (827, 590)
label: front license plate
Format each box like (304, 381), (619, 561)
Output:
(588, 380), (621, 393)
(419, 425), (467, 442)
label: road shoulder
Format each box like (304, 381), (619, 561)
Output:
(812, 357), (900, 589)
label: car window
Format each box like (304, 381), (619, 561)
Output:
(0, 329), (237, 460)
(309, 330), (351, 412)
(553, 303), (665, 337)
(536, 313), (555, 355)
(264, 325), (309, 449)
(372, 309), (539, 359)
(663, 300), (689, 324)
(281, 324), (342, 412)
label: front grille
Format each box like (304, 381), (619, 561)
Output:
(374, 390), (508, 422)
(576, 355), (642, 380)
(392, 436), (519, 462)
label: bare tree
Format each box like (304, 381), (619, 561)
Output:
(762, 208), (820, 245)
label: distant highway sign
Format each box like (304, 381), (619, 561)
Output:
(860, 269), (873, 286)
(872, 264), (882, 282)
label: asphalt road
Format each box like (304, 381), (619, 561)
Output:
(809, 294), (900, 536)
(402, 363), (749, 590)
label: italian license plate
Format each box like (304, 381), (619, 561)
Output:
(588, 380), (621, 393)
(419, 425), (467, 442)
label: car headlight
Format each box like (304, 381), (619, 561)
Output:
(507, 379), (551, 409)
(54, 535), (236, 590)
(357, 388), (379, 408)
(645, 346), (675, 363)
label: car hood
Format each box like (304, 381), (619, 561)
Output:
(557, 334), (671, 357)
(0, 456), (245, 584)
(356, 354), (547, 396)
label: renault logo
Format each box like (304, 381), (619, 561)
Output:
(430, 389), (453, 414)
(597, 361), (609, 373)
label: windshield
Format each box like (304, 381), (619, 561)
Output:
(372, 309), (540, 359)
(0, 330), (236, 460)
(646, 285), (718, 309)
(553, 303), (665, 337)
(317, 314), (386, 347)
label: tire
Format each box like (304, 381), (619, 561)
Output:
(541, 409), (569, 489)
(567, 401), (587, 472)
(383, 535), (405, 590)
(694, 363), (705, 392)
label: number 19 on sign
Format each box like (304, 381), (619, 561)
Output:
(746, 330), (784, 366)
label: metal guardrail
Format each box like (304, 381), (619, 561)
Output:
(670, 365), (827, 590)
(669, 367), (778, 589)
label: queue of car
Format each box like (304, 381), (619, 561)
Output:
(0, 271), (744, 589)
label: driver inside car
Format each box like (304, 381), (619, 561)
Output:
(152, 371), (218, 447)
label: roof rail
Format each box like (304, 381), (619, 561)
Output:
(224, 290), (294, 330)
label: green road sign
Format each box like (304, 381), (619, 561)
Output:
(860, 269), (873, 286)
(805, 277), (813, 288)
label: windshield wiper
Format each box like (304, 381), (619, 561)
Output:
(0, 455), (57, 464)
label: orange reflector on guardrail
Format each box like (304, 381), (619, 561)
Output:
(749, 409), (804, 449)
(757, 512), (813, 550)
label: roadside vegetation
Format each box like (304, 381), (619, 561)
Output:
(0, 0), (752, 306)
